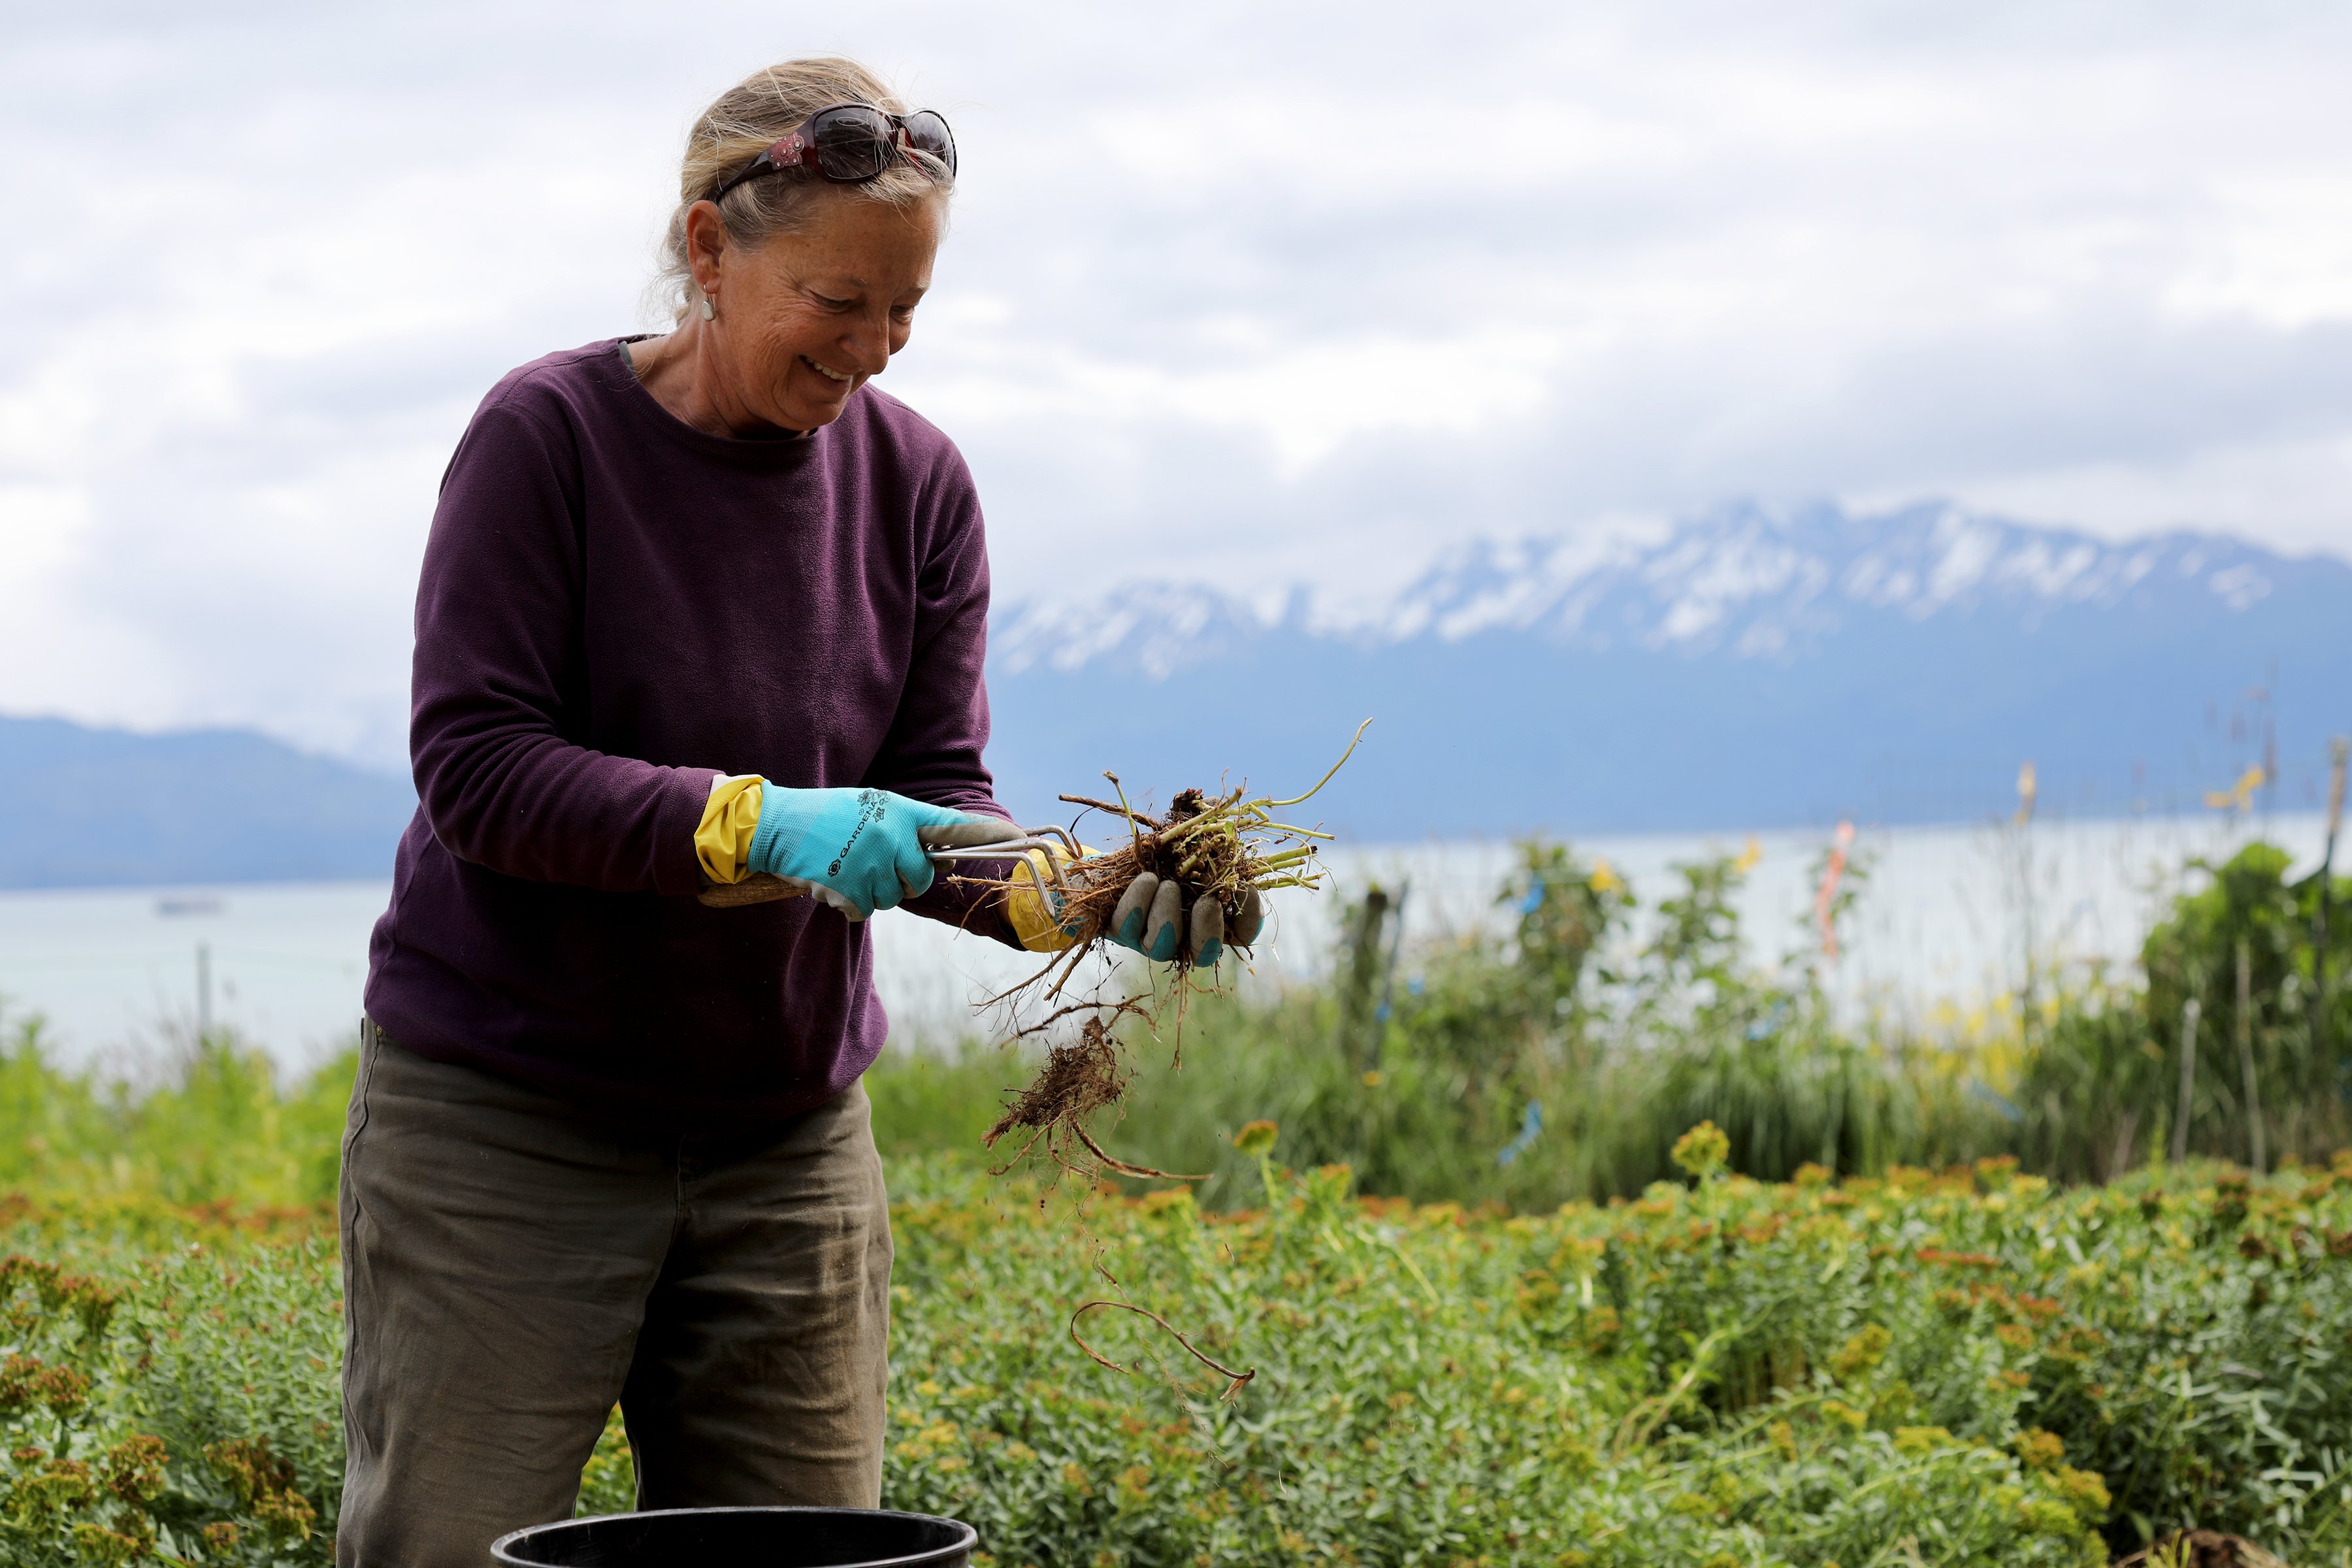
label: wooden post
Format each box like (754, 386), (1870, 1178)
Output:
(2236, 937), (2264, 1175)
(2107, 1107), (2138, 1183)
(2016, 763), (2038, 1045)
(1373, 880), (1411, 1030)
(1337, 886), (1391, 1075)
(2311, 738), (2347, 1063)
(2170, 996), (2200, 1165)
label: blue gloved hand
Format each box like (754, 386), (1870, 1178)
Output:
(1103, 877), (1264, 969)
(745, 787), (1003, 921)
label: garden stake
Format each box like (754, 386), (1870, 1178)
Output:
(2236, 936), (2264, 1173)
(2171, 995), (2200, 1164)
(2311, 736), (2346, 1062)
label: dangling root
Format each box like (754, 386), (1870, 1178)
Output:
(967, 723), (1370, 1400)
(968, 720), (1373, 1183)
(981, 1015), (1203, 1181)
(983, 1017), (1126, 1168)
(1071, 1299), (1258, 1403)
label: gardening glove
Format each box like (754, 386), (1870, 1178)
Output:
(1004, 843), (1096, 953)
(1106, 876), (1264, 968)
(745, 787), (1008, 920)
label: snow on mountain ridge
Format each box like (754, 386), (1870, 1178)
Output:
(990, 502), (2292, 677)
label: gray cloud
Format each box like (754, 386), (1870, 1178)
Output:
(4, 0), (2351, 768)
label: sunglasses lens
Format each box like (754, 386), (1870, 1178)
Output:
(809, 105), (892, 180)
(902, 110), (957, 176)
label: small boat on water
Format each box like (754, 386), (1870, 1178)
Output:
(155, 896), (225, 917)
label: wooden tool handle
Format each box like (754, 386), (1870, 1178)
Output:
(696, 874), (806, 909)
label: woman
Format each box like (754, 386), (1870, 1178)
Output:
(343, 57), (1220, 1567)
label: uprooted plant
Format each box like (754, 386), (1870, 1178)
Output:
(960, 719), (1371, 1184)
(951, 719), (1371, 1399)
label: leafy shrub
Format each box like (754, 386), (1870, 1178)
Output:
(0, 1015), (351, 1211)
(6, 1147), (2348, 1564)
(0, 1214), (339, 1565)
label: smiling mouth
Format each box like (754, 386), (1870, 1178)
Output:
(801, 355), (854, 385)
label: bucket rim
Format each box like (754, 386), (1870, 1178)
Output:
(489, 1504), (980, 1567)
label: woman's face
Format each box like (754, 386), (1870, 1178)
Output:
(689, 189), (944, 433)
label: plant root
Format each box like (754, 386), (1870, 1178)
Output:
(1070, 1299), (1257, 1403)
(983, 1016), (1129, 1173)
(970, 723), (1369, 1398)
(973, 721), (1371, 1184)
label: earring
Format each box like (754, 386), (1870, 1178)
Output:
(700, 297), (715, 321)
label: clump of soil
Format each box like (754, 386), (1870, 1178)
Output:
(983, 1017), (1135, 1167)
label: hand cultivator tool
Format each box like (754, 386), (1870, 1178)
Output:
(697, 821), (1077, 909)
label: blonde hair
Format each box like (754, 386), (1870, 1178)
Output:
(656, 57), (953, 322)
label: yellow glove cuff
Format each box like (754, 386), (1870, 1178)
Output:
(695, 774), (765, 885)
(1005, 843), (1090, 953)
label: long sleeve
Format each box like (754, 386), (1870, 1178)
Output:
(368, 345), (1028, 1129)
(866, 444), (1021, 943)
(408, 399), (715, 895)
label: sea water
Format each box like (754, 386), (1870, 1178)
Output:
(0, 811), (2334, 1072)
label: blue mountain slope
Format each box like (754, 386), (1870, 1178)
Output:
(5, 502), (2342, 887)
(0, 716), (414, 888)
(983, 502), (2352, 840)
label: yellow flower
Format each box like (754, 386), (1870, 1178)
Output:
(2016, 1497), (2082, 1537)
(2055, 1465), (2111, 1516)
(2012, 1429), (2065, 1471)
(1893, 1425), (1952, 1455)
(2204, 764), (2266, 813)
(1588, 858), (1624, 893)
(1233, 1120), (1279, 1156)
(1671, 1122), (1731, 1179)
(1831, 1324), (1891, 1382)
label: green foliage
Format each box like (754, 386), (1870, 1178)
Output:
(881, 1151), (2348, 1565)
(0, 832), (2344, 1561)
(0, 1011), (352, 1211)
(0, 1209), (338, 1565)
(2142, 843), (2352, 1167)
(866, 1037), (1022, 1161)
(2004, 985), (2161, 1184)
(7, 1152), (2348, 1565)
(1055, 843), (1967, 1209)
(1501, 838), (1633, 1014)
(904, 834), (2352, 1215)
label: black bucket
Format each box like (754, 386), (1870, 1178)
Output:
(490, 1506), (977, 1567)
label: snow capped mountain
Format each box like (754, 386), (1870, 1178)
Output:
(983, 502), (2351, 840)
(992, 502), (2297, 678)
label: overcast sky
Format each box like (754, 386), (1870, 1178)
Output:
(4, 1), (2351, 768)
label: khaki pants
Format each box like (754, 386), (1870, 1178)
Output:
(336, 1026), (892, 1567)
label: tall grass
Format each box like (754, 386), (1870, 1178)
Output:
(1, 836), (2342, 1215)
(956, 836), (2352, 1209)
(0, 1011), (350, 1209)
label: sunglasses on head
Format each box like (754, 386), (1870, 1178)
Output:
(708, 103), (957, 203)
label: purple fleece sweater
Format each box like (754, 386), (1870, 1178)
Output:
(365, 338), (1019, 1130)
